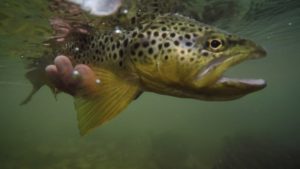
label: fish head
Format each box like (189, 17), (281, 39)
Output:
(187, 26), (267, 100)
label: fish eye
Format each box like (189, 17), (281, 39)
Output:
(208, 39), (223, 50)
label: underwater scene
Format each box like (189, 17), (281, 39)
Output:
(0, 0), (300, 168)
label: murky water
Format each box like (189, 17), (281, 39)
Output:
(0, 0), (300, 169)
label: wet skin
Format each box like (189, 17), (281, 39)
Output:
(45, 55), (97, 96)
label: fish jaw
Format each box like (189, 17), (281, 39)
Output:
(191, 43), (267, 101)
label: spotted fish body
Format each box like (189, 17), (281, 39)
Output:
(25, 11), (267, 135)
(62, 14), (211, 88)
(61, 13), (265, 100)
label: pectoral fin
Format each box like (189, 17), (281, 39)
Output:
(74, 67), (140, 136)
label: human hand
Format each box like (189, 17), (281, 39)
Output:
(45, 55), (99, 96)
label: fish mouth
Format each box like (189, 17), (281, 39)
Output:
(195, 46), (267, 100)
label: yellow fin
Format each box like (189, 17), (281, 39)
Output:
(74, 67), (140, 136)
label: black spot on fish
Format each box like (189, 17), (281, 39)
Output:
(131, 17), (136, 24)
(119, 50), (124, 58)
(138, 34), (144, 39)
(131, 50), (136, 56)
(113, 53), (117, 60)
(186, 42), (193, 47)
(116, 41), (121, 48)
(185, 34), (191, 39)
(154, 31), (159, 37)
(158, 44), (163, 50)
(170, 33), (176, 38)
(164, 42), (170, 48)
(123, 39), (129, 47)
(143, 41), (149, 48)
(202, 51), (209, 57)
(148, 48), (154, 55)
(151, 39), (156, 45)
(174, 41), (180, 46)
(132, 32), (138, 38)
(133, 43), (140, 49)
(138, 51), (143, 57)
(91, 43), (95, 49)
(147, 31), (152, 37)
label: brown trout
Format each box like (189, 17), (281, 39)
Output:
(24, 6), (266, 135)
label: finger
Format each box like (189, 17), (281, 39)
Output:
(74, 64), (98, 93)
(45, 64), (63, 87)
(54, 55), (74, 85)
(45, 64), (58, 78)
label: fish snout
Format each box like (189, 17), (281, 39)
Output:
(243, 39), (267, 59)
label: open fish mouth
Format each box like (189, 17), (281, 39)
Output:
(196, 46), (267, 100)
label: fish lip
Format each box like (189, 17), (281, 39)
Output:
(197, 47), (267, 89)
(216, 77), (267, 89)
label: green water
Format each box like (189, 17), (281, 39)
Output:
(0, 0), (300, 168)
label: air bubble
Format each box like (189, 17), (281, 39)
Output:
(96, 79), (101, 84)
(114, 27), (122, 34)
(72, 70), (80, 78)
(122, 9), (129, 14)
(75, 47), (80, 51)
